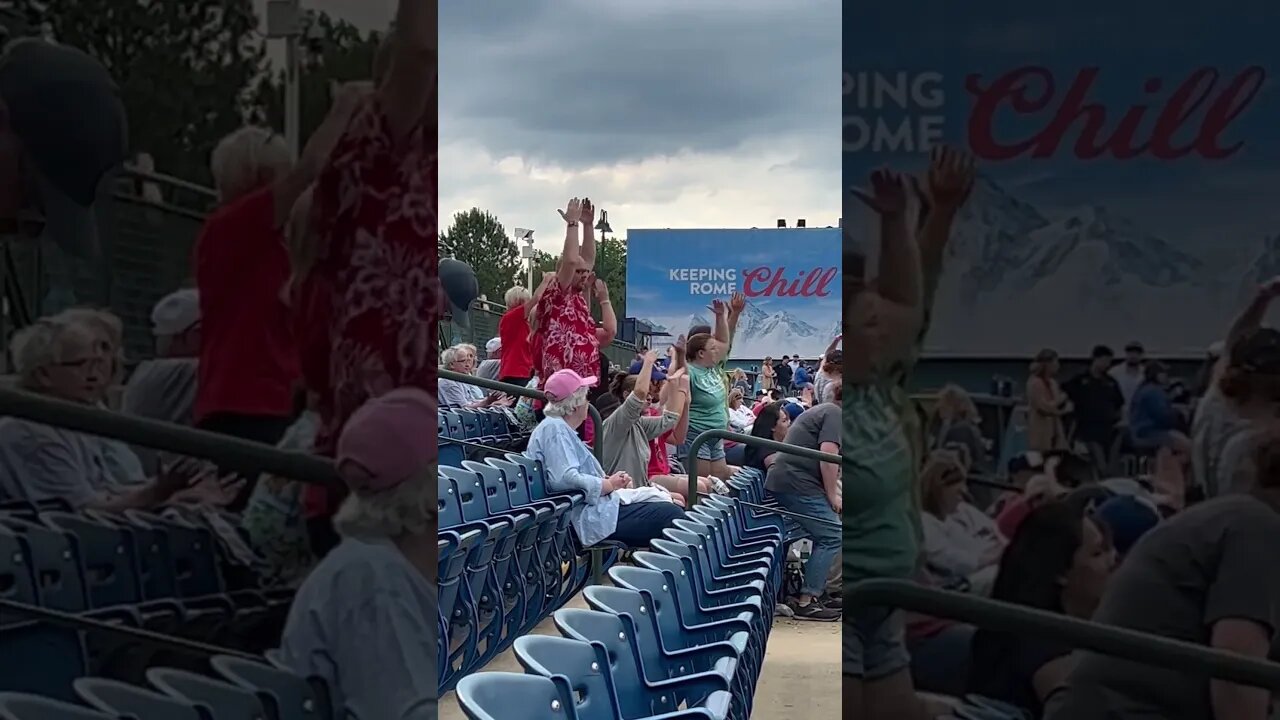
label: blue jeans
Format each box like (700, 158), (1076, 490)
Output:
(610, 502), (687, 548)
(772, 492), (839, 596)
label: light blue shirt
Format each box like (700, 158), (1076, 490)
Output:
(280, 536), (438, 720)
(0, 418), (143, 508)
(438, 377), (485, 407)
(526, 416), (618, 546)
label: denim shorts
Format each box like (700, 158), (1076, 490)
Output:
(677, 438), (726, 462)
(843, 605), (910, 680)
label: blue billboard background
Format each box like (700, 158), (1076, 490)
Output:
(627, 228), (842, 360)
(845, 1), (1280, 357)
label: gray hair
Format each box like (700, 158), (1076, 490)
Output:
(504, 286), (531, 308)
(210, 127), (291, 203)
(10, 319), (95, 388)
(543, 386), (589, 419)
(333, 466), (438, 539)
(440, 344), (474, 368)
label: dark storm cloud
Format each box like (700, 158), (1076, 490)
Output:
(440, 0), (839, 167)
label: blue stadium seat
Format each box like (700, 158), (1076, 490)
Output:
(147, 667), (269, 719)
(0, 693), (112, 720)
(514, 634), (732, 720)
(544, 611), (732, 719)
(455, 672), (568, 720)
(211, 654), (333, 720)
(73, 677), (202, 719)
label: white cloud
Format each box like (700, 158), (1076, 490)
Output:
(439, 0), (840, 259)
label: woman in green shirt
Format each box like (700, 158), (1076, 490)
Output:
(845, 147), (975, 720)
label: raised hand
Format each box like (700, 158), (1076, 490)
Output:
(674, 334), (687, 351)
(642, 349), (659, 366)
(593, 276), (610, 303)
(580, 197), (595, 227)
(729, 291), (746, 315)
(926, 145), (976, 210)
(850, 167), (909, 217)
(708, 299), (727, 317)
(558, 197), (582, 224)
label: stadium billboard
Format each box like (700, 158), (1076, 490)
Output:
(627, 228), (841, 360)
(845, 3), (1276, 357)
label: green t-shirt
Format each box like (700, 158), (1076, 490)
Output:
(844, 382), (919, 581)
(687, 363), (728, 436)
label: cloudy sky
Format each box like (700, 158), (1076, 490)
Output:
(440, 0), (841, 255)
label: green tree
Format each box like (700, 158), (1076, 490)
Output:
(440, 208), (522, 303)
(17, 0), (265, 186)
(249, 13), (383, 143)
(533, 236), (628, 320)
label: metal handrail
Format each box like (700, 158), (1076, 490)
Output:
(0, 388), (339, 486)
(684, 428), (838, 507)
(848, 578), (1280, 692)
(0, 598), (258, 661)
(439, 369), (604, 460)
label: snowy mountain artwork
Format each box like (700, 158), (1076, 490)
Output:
(845, 5), (1280, 357)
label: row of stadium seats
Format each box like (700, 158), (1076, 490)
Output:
(438, 453), (626, 693)
(0, 652), (339, 720)
(0, 501), (311, 716)
(455, 491), (785, 720)
(439, 407), (531, 467)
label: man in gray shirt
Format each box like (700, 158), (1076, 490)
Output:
(122, 288), (201, 474)
(1048, 491), (1280, 720)
(764, 385), (842, 620)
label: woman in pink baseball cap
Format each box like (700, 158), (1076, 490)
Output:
(527, 368), (686, 548)
(278, 387), (438, 719)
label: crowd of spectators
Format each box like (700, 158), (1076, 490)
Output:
(1, 2), (439, 717)
(847, 143), (1280, 720)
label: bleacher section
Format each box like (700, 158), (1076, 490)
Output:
(0, 500), (344, 719)
(439, 400), (796, 719)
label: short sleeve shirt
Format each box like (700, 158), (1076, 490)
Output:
(687, 363), (728, 437)
(294, 97), (436, 518)
(765, 403), (841, 496)
(844, 382), (919, 581)
(532, 280), (599, 388)
(1049, 495), (1280, 720)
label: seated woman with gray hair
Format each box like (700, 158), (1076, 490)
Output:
(438, 343), (511, 409)
(527, 368), (686, 548)
(279, 387), (438, 720)
(0, 317), (238, 510)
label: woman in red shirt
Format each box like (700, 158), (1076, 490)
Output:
(287, 0), (436, 555)
(497, 285), (534, 386)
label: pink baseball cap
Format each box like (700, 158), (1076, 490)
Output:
(543, 369), (597, 402)
(336, 387), (437, 494)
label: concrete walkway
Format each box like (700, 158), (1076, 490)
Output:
(439, 596), (840, 719)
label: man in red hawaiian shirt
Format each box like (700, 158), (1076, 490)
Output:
(531, 197), (618, 444)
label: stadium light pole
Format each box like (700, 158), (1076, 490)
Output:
(266, 0), (305, 161)
(515, 228), (535, 291)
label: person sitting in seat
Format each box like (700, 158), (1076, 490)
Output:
(121, 289), (202, 475)
(601, 351), (708, 507)
(527, 368), (686, 548)
(279, 387), (438, 720)
(0, 317), (239, 511)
